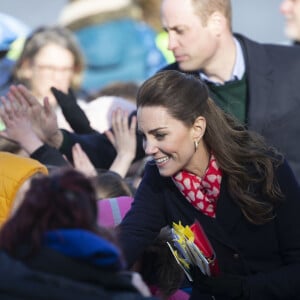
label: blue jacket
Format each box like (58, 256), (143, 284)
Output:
(75, 19), (166, 93)
(0, 229), (157, 300)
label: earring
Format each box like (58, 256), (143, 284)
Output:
(194, 140), (199, 151)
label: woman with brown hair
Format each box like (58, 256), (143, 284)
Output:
(118, 70), (300, 299)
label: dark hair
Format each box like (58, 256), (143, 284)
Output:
(89, 81), (139, 103)
(92, 170), (133, 199)
(137, 238), (184, 298)
(0, 136), (22, 154)
(137, 70), (284, 224)
(0, 168), (115, 256)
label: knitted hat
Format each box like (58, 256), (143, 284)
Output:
(0, 152), (48, 226)
(97, 196), (133, 227)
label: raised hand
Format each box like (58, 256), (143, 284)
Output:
(0, 94), (43, 154)
(72, 143), (97, 177)
(105, 108), (137, 177)
(7, 85), (63, 148)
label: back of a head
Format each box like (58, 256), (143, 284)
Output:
(0, 168), (99, 255)
(0, 136), (22, 154)
(90, 81), (139, 103)
(93, 170), (133, 199)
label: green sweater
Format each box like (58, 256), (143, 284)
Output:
(206, 74), (247, 124)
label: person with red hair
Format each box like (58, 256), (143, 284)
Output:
(0, 168), (155, 300)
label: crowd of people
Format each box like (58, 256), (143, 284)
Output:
(0, 0), (300, 299)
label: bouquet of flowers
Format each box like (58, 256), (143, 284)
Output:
(166, 220), (219, 281)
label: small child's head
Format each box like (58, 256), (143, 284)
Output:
(92, 170), (133, 199)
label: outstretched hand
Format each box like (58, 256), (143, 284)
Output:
(72, 143), (98, 177)
(105, 108), (137, 159)
(6, 85), (62, 148)
(105, 108), (137, 177)
(0, 92), (43, 154)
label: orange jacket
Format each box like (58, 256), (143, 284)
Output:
(0, 152), (48, 226)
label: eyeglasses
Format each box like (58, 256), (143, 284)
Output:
(33, 64), (74, 76)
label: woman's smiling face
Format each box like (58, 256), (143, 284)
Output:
(137, 105), (197, 177)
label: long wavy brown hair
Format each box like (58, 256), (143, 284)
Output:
(136, 70), (284, 224)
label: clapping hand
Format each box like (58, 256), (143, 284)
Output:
(4, 85), (63, 148)
(0, 87), (43, 154)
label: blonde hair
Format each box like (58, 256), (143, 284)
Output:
(191, 0), (232, 30)
(13, 26), (85, 90)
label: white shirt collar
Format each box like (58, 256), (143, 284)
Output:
(200, 38), (245, 84)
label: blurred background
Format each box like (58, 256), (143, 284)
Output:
(0, 0), (286, 44)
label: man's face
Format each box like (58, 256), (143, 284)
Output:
(280, 0), (300, 42)
(161, 0), (219, 71)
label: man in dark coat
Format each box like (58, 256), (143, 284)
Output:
(160, 0), (300, 182)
